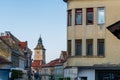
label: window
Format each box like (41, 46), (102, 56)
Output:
(81, 77), (87, 80)
(75, 39), (82, 55)
(97, 7), (105, 24)
(67, 40), (71, 56)
(11, 54), (19, 67)
(67, 10), (72, 26)
(97, 39), (104, 56)
(86, 8), (94, 25)
(86, 39), (93, 56)
(75, 9), (82, 25)
(37, 51), (39, 54)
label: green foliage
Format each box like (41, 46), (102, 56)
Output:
(64, 77), (71, 80)
(59, 78), (64, 80)
(10, 70), (23, 80)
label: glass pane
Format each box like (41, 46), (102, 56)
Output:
(86, 8), (93, 25)
(98, 7), (105, 24)
(76, 44), (82, 55)
(97, 39), (104, 56)
(87, 12), (93, 24)
(68, 14), (72, 26)
(98, 42), (104, 56)
(68, 10), (72, 26)
(76, 13), (82, 24)
(75, 40), (82, 55)
(75, 9), (82, 25)
(68, 40), (71, 56)
(87, 43), (93, 55)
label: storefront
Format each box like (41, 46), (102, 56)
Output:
(96, 70), (120, 80)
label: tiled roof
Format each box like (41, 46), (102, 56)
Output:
(42, 51), (67, 68)
(42, 58), (65, 68)
(18, 42), (27, 49)
(32, 60), (42, 67)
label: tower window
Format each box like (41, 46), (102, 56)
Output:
(86, 8), (94, 25)
(75, 39), (82, 56)
(86, 39), (93, 56)
(67, 10), (72, 26)
(75, 9), (82, 25)
(97, 39), (105, 56)
(37, 51), (39, 54)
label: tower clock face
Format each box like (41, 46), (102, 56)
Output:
(34, 50), (43, 60)
(37, 51), (39, 54)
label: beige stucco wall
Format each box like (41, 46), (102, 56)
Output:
(66, 0), (120, 67)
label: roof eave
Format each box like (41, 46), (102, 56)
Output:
(63, 0), (67, 2)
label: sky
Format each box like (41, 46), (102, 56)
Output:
(0, 0), (67, 63)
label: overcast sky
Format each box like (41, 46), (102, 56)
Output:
(0, 0), (67, 63)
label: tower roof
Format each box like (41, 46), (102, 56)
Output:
(34, 36), (45, 50)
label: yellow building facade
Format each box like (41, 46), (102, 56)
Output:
(63, 0), (120, 80)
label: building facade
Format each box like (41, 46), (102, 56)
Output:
(63, 0), (120, 80)
(0, 31), (32, 80)
(54, 64), (64, 80)
(41, 51), (67, 80)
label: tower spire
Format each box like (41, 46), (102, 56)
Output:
(38, 35), (43, 45)
(34, 35), (45, 50)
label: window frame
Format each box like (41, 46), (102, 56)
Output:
(97, 39), (105, 56)
(67, 40), (71, 56)
(86, 8), (94, 25)
(75, 39), (82, 56)
(75, 8), (82, 25)
(86, 39), (93, 56)
(67, 10), (72, 26)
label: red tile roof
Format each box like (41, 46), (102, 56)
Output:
(18, 42), (27, 49)
(42, 58), (65, 68)
(0, 35), (9, 38)
(32, 60), (42, 67)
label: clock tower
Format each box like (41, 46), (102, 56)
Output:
(32, 36), (46, 71)
(34, 36), (46, 64)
